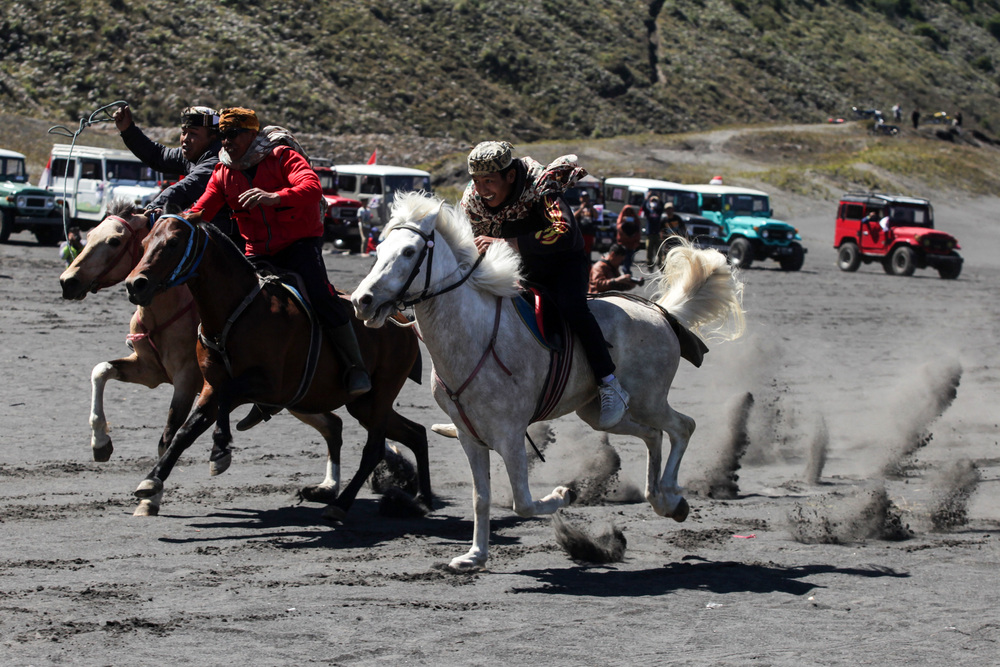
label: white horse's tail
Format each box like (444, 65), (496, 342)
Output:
(650, 240), (746, 342)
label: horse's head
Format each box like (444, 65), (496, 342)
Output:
(125, 213), (202, 307)
(59, 201), (151, 300)
(352, 192), (448, 327)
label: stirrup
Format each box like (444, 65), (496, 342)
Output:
(236, 404), (277, 432)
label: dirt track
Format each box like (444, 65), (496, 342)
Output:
(1, 192), (998, 665)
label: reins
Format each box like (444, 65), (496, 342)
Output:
(157, 214), (207, 289)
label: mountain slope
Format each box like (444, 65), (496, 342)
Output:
(2, 0), (1000, 143)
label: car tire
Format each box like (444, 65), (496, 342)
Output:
(779, 243), (805, 271)
(837, 243), (862, 272)
(34, 228), (63, 247)
(938, 259), (962, 280)
(0, 209), (13, 243)
(889, 245), (916, 276)
(728, 237), (753, 269)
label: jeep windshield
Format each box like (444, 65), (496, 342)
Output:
(106, 160), (161, 185)
(725, 193), (770, 216)
(1, 156), (28, 183)
(886, 203), (933, 229)
(385, 175), (431, 195)
(653, 189), (700, 214)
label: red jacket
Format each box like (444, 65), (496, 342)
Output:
(616, 205), (642, 251)
(190, 146), (322, 256)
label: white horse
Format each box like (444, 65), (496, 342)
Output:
(352, 192), (745, 571)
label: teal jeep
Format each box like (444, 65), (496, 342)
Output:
(1, 148), (62, 245)
(689, 184), (806, 271)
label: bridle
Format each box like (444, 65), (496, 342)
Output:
(90, 214), (147, 289)
(387, 223), (484, 310)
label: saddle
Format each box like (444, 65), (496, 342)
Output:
(512, 285), (574, 423)
(588, 291), (709, 367)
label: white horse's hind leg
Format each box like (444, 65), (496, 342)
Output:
(449, 436), (492, 572)
(133, 489), (163, 516)
(90, 361), (116, 462)
(654, 405), (695, 521)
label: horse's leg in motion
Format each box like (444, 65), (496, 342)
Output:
(496, 432), (575, 518)
(134, 385), (220, 503)
(291, 410), (344, 504)
(209, 391), (235, 477)
(383, 410), (433, 508)
(159, 366), (202, 457)
(323, 396), (388, 520)
(578, 401), (694, 521)
(89, 355), (168, 461)
(450, 435), (493, 572)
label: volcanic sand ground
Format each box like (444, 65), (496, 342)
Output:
(1, 189), (998, 665)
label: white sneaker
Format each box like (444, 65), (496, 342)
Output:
(598, 378), (629, 429)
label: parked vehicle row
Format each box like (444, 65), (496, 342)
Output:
(834, 191), (962, 279)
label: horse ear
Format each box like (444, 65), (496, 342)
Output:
(187, 210), (203, 224)
(419, 203), (441, 230)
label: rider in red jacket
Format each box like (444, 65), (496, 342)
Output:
(189, 107), (370, 430)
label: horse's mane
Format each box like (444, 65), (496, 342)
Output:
(385, 191), (524, 297)
(201, 220), (256, 273)
(106, 198), (139, 219)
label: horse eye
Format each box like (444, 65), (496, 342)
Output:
(107, 237), (122, 248)
(403, 247), (416, 258)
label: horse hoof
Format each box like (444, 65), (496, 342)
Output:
(672, 497), (690, 523)
(322, 505), (348, 523)
(447, 555), (486, 573)
(135, 477), (163, 499)
(298, 485), (339, 504)
(564, 486), (577, 506)
(133, 500), (159, 517)
(209, 451), (232, 477)
(92, 440), (113, 463)
(431, 423), (459, 438)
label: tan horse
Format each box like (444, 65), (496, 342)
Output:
(59, 201), (381, 517)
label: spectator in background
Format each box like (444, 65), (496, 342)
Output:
(892, 104), (902, 122)
(615, 205), (642, 274)
(912, 108), (920, 130)
(641, 192), (663, 266)
(59, 226), (85, 265)
(573, 190), (598, 260)
(589, 244), (641, 294)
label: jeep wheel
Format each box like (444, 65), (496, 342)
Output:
(938, 260), (962, 280)
(837, 243), (861, 272)
(0, 210), (13, 243)
(728, 238), (753, 269)
(34, 228), (63, 247)
(889, 245), (916, 276)
(779, 243), (805, 271)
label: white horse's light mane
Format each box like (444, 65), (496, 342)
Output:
(386, 191), (524, 297)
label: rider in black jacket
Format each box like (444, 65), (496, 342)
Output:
(461, 141), (630, 429)
(113, 104), (237, 243)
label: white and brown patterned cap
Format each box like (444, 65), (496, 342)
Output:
(467, 140), (513, 175)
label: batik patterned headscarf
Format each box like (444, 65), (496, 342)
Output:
(461, 155), (587, 238)
(219, 125), (311, 171)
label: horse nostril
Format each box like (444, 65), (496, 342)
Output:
(359, 294), (372, 306)
(60, 277), (79, 298)
(129, 276), (147, 294)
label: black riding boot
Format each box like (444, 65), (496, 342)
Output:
(329, 322), (372, 397)
(236, 404), (281, 432)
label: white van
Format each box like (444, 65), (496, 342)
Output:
(334, 164), (432, 227)
(45, 144), (166, 227)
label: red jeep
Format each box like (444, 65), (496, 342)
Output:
(314, 165), (364, 253)
(834, 192), (962, 279)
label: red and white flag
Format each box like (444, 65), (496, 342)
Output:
(366, 149), (377, 165)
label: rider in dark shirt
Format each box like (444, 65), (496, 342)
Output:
(461, 141), (629, 429)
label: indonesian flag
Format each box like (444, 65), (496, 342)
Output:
(37, 156), (52, 189)
(366, 149), (377, 165)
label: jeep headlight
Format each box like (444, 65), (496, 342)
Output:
(16, 196), (27, 207)
(786, 230), (795, 240)
(947, 239), (956, 249)
(760, 229), (769, 238)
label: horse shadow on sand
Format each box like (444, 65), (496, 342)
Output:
(155, 496), (527, 550)
(510, 555), (908, 597)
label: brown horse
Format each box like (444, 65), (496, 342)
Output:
(123, 212), (431, 519)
